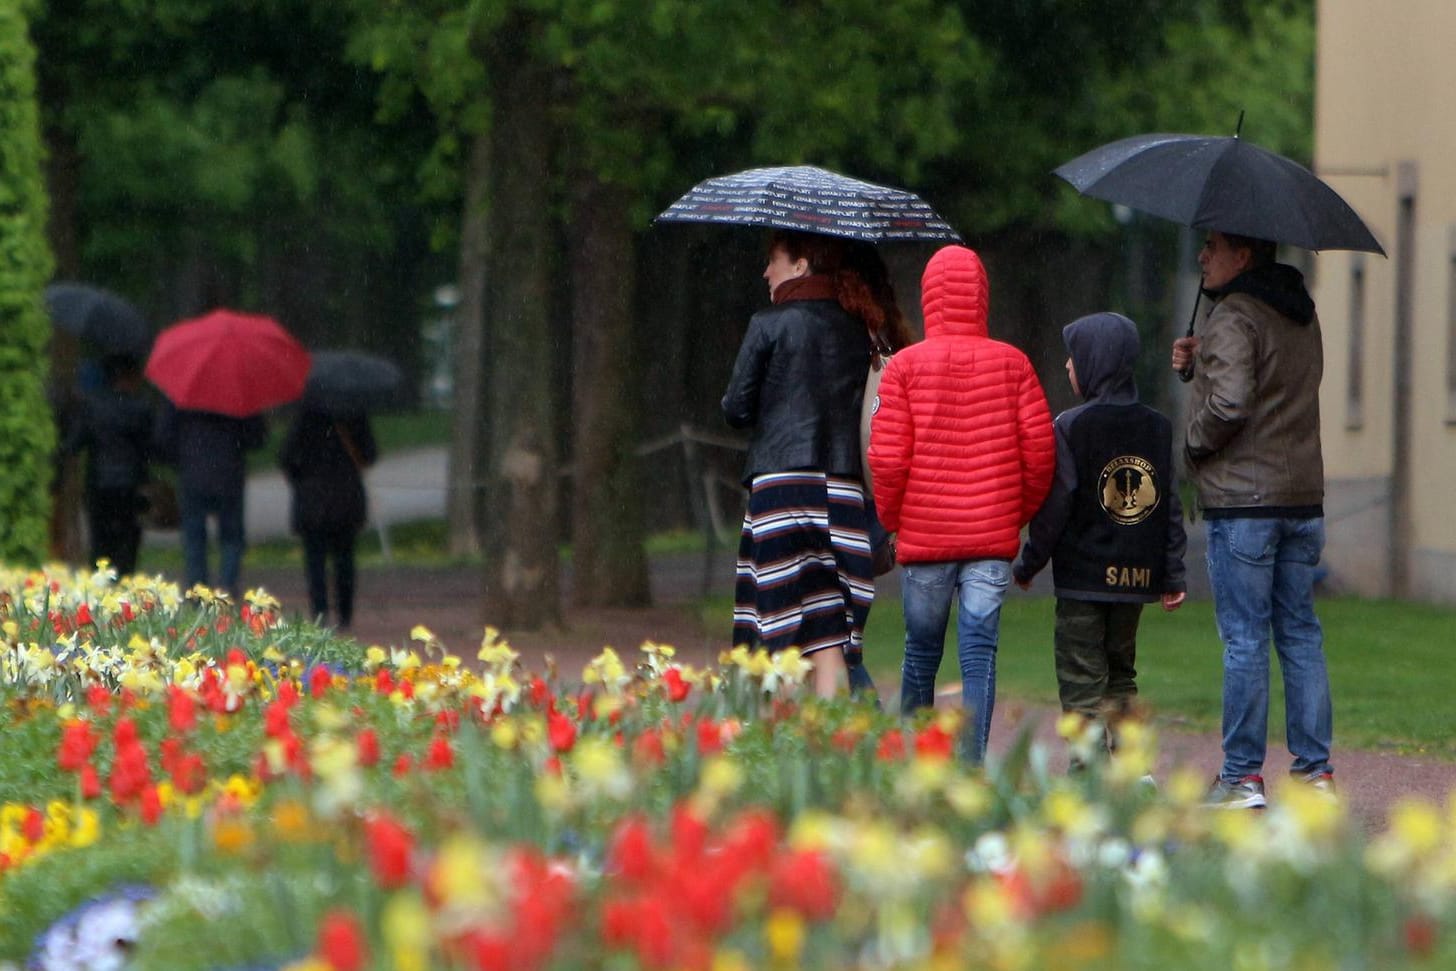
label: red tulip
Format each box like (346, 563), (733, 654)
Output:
(356, 728), (381, 768)
(768, 848), (841, 921)
(317, 908), (368, 971)
(547, 711), (577, 753)
(364, 812), (415, 889)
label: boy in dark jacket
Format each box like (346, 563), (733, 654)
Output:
(1013, 312), (1187, 766)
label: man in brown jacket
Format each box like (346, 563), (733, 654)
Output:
(1171, 231), (1334, 810)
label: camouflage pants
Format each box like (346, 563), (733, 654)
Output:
(1054, 598), (1145, 756)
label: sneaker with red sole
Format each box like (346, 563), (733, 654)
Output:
(1295, 769), (1336, 798)
(1203, 774), (1267, 809)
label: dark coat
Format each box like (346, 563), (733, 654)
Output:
(64, 387), (153, 494)
(279, 410), (377, 534)
(721, 297), (870, 484)
(1013, 312), (1187, 601)
(152, 403), (268, 497)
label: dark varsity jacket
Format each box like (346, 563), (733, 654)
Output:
(1013, 312), (1187, 603)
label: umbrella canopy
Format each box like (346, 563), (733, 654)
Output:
(655, 165), (961, 242)
(303, 350), (405, 415)
(1053, 133), (1385, 255)
(145, 309), (311, 418)
(44, 282), (150, 356)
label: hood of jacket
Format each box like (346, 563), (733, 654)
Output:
(920, 245), (989, 340)
(1204, 262), (1315, 325)
(1063, 311), (1140, 402)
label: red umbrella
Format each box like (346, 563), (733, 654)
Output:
(145, 309), (311, 417)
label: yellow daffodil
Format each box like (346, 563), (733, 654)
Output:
(583, 647), (631, 692)
(764, 907), (806, 965)
(570, 737), (632, 801)
(382, 891), (433, 971)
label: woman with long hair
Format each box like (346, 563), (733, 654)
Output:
(721, 230), (895, 697)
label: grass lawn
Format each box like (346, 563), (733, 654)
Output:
(708, 592), (1456, 760)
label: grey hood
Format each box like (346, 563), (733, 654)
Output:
(1063, 311), (1140, 403)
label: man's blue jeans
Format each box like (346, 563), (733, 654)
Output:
(899, 559), (1010, 763)
(180, 489), (246, 596)
(1205, 516), (1333, 782)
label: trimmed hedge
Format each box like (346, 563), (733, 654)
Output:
(0, 4), (55, 564)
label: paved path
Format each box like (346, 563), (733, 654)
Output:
(146, 445), (448, 550)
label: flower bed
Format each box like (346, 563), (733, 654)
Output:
(0, 566), (1452, 969)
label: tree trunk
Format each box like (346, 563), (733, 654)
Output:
(43, 126), (84, 563)
(568, 172), (650, 607)
(447, 131), (492, 555)
(480, 52), (560, 629)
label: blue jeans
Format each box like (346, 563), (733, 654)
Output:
(899, 559), (1011, 763)
(180, 489), (246, 596)
(1206, 516), (1333, 781)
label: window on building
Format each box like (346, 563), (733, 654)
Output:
(1347, 254), (1365, 429)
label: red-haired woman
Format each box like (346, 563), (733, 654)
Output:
(721, 230), (894, 697)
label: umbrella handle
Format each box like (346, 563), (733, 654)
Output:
(1176, 290), (1200, 383)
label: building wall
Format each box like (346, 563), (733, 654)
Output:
(1314, 0), (1456, 597)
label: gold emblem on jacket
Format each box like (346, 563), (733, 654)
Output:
(1098, 456), (1159, 525)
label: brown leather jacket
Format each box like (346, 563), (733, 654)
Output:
(1184, 265), (1325, 512)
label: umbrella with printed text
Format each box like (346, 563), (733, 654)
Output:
(145, 309), (310, 417)
(655, 165), (961, 242)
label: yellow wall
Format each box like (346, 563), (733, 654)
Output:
(1315, 0), (1456, 584)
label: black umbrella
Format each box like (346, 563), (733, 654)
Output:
(1053, 131), (1385, 256)
(655, 165), (961, 242)
(44, 282), (151, 356)
(303, 350), (405, 415)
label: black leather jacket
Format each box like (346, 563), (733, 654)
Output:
(721, 298), (870, 484)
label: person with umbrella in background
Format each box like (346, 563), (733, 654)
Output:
(278, 351), (398, 630)
(62, 354), (154, 577)
(147, 309), (311, 597)
(152, 402), (268, 598)
(279, 408), (377, 631)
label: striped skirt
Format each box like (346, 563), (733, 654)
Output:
(732, 471), (875, 658)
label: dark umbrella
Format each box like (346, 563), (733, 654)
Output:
(1053, 130), (1385, 256)
(303, 350), (405, 415)
(145, 308), (311, 417)
(44, 282), (150, 356)
(655, 165), (961, 242)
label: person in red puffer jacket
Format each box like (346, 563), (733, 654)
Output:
(868, 244), (1055, 762)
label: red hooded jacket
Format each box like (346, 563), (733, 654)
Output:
(867, 246), (1055, 562)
